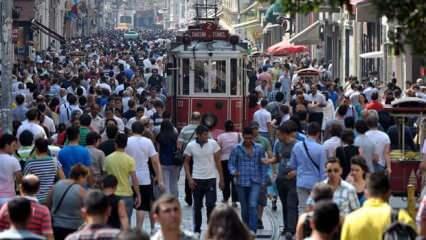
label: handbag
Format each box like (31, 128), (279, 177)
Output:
(173, 130), (196, 166)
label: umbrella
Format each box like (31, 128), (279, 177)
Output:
(267, 40), (308, 56)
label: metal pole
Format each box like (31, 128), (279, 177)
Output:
(1, 0), (13, 133)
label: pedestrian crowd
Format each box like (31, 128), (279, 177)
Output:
(0, 28), (425, 240)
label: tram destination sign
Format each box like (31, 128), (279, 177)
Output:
(189, 30), (229, 41)
(186, 22), (229, 41)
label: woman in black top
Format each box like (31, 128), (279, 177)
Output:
(102, 175), (129, 229)
(336, 129), (359, 179)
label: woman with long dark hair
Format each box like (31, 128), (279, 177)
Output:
(156, 120), (179, 197)
(205, 204), (253, 240)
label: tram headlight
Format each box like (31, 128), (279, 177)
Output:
(202, 113), (218, 129)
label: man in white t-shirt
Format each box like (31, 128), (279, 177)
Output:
(365, 115), (391, 174)
(183, 125), (224, 234)
(0, 134), (22, 205)
(16, 108), (47, 141)
(125, 121), (164, 231)
(253, 99), (272, 141)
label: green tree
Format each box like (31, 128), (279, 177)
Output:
(257, 0), (426, 55)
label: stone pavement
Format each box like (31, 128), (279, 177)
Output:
(132, 169), (282, 239)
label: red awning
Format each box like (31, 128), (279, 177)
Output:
(266, 40), (308, 56)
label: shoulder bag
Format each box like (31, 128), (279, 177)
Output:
(302, 140), (320, 173)
(173, 131), (196, 166)
(52, 183), (76, 214)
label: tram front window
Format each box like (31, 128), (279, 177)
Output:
(211, 60), (226, 94)
(194, 60), (208, 93)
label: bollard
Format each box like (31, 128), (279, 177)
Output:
(407, 184), (416, 219)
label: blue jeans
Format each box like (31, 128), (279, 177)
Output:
(192, 178), (217, 233)
(237, 183), (261, 233)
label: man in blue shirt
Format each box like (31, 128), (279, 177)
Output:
(287, 122), (326, 215)
(57, 126), (91, 177)
(229, 127), (268, 233)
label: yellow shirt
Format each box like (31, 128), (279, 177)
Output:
(104, 151), (136, 197)
(341, 198), (416, 240)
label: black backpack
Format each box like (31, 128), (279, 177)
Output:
(383, 209), (417, 240)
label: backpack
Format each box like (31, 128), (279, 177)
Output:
(383, 209), (417, 240)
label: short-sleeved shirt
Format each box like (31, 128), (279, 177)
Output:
(178, 124), (198, 144)
(307, 179), (360, 215)
(354, 134), (376, 172)
(273, 140), (297, 177)
(341, 198), (415, 240)
(217, 132), (240, 161)
(255, 135), (271, 153)
(125, 135), (157, 185)
(0, 198), (53, 236)
(0, 154), (21, 198)
(24, 157), (61, 203)
(365, 129), (391, 167)
(253, 108), (272, 133)
(58, 145), (91, 177)
(104, 151), (136, 197)
(79, 127), (90, 146)
(184, 139), (220, 179)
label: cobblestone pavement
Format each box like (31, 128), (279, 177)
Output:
(131, 169), (282, 239)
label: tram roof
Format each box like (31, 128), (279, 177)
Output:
(170, 40), (247, 54)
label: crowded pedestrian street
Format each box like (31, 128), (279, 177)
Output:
(0, 0), (426, 240)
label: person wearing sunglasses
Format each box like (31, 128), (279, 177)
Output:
(307, 158), (360, 216)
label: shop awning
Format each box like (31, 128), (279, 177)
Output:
(289, 20), (321, 45)
(31, 19), (66, 43)
(360, 51), (383, 59)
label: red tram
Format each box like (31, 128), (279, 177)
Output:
(166, 21), (249, 133)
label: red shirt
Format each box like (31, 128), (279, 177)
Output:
(0, 198), (53, 236)
(365, 101), (384, 111)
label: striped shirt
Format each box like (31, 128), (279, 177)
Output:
(24, 157), (61, 203)
(0, 197), (53, 236)
(65, 224), (120, 240)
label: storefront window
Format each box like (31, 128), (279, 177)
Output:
(182, 58), (189, 95)
(231, 59), (238, 95)
(194, 60), (209, 93)
(211, 60), (227, 93)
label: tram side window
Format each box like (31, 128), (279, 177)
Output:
(230, 59), (238, 95)
(182, 59), (190, 95)
(211, 60), (226, 94)
(194, 60), (209, 93)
